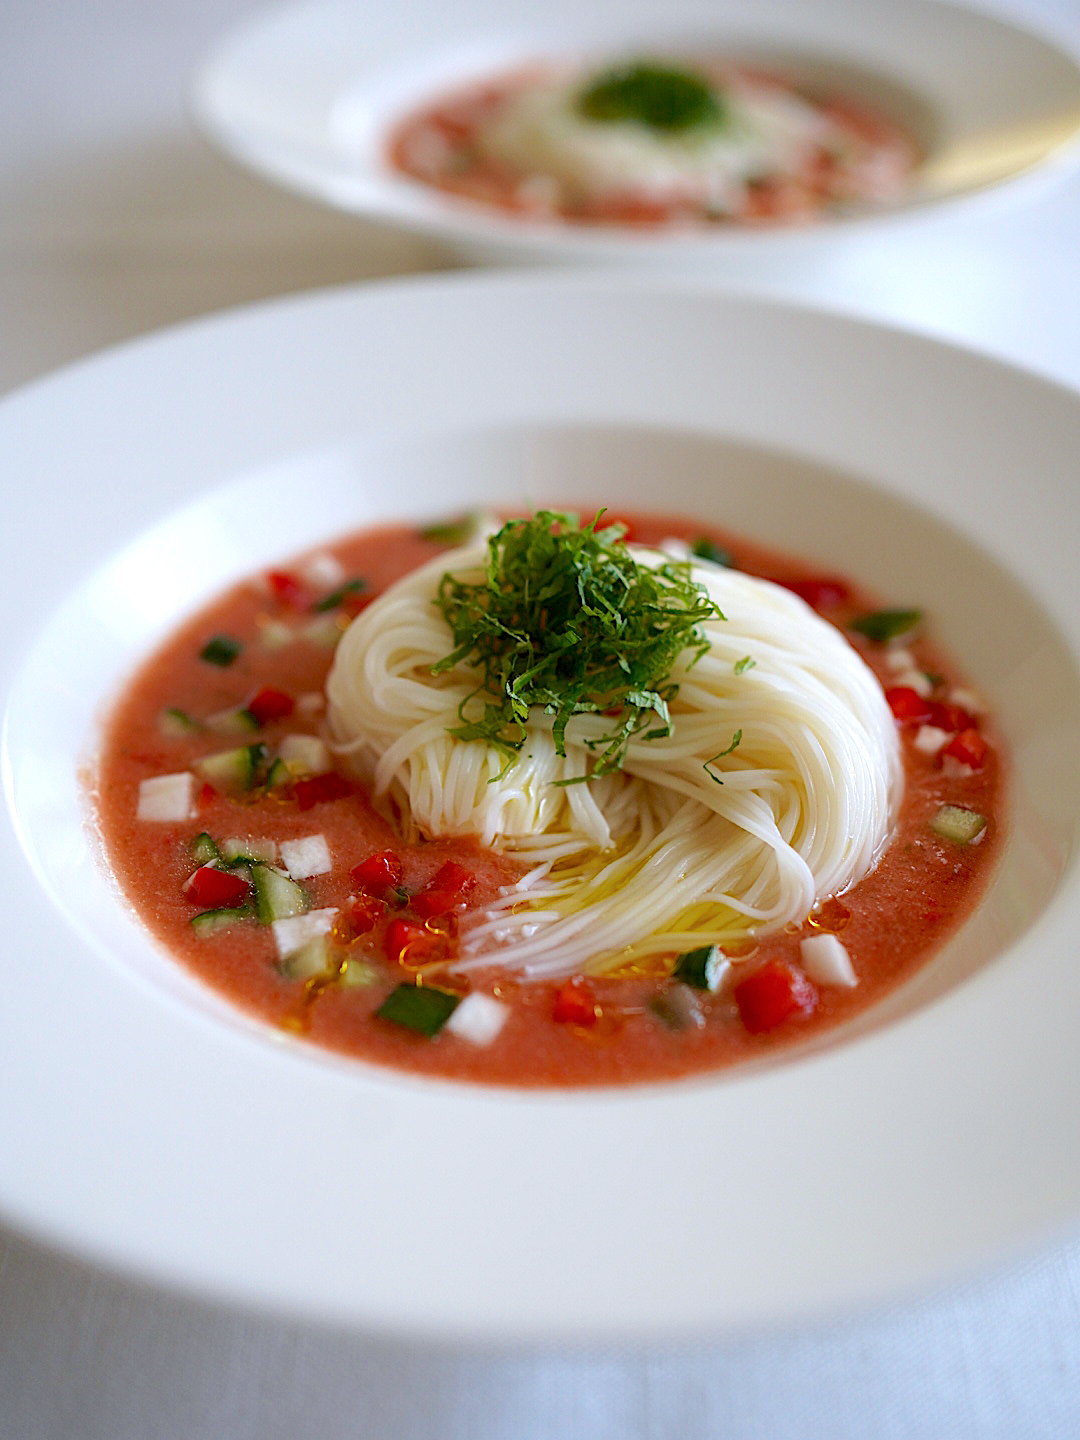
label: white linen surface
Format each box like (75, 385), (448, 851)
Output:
(3, 0), (1080, 1434)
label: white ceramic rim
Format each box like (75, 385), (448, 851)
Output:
(3, 273), (1080, 1344)
(190, 0), (1080, 263)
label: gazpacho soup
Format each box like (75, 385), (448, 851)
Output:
(97, 510), (1001, 1086)
(388, 57), (919, 228)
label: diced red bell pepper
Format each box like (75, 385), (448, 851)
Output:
(196, 781), (217, 811)
(927, 700), (976, 735)
(410, 860), (477, 918)
(350, 850), (404, 896)
(885, 686), (934, 725)
(293, 771), (353, 810)
(340, 893), (385, 937)
(383, 916), (444, 968)
(246, 686), (294, 726)
(341, 591), (373, 618)
(553, 978), (599, 1026)
(734, 961), (817, 1034)
(780, 577), (850, 609)
(266, 570), (312, 610)
(182, 865), (252, 909)
(943, 727), (988, 769)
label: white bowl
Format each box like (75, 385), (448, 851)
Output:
(191, 0), (1080, 268)
(3, 274), (1080, 1342)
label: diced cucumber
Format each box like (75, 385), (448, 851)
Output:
(194, 743), (267, 791)
(930, 805), (987, 844)
(649, 985), (705, 1030)
(341, 956), (379, 988)
(277, 733), (331, 776)
(851, 609), (922, 643)
(673, 944), (726, 991)
(221, 836), (278, 865)
(258, 618), (295, 650)
(690, 538), (734, 568)
(302, 615), (345, 650)
(191, 903), (255, 937)
(376, 983), (460, 1036)
(251, 863), (309, 924)
(206, 705), (259, 737)
(159, 707), (202, 739)
(200, 635), (242, 667)
(190, 832), (221, 865)
(279, 935), (332, 982)
(312, 577), (366, 613)
(265, 757), (291, 789)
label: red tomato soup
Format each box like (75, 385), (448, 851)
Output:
(388, 59), (918, 228)
(95, 512), (1002, 1087)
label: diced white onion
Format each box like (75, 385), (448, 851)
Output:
(280, 835), (332, 879)
(272, 907), (338, 960)
(914, 725), (950, 755)
(444, 993), (509, 1046)
(885, 648), (915, 672)
(800, 933), (858, 988)
(296, 692), (325, 716)
(950, 687), (982, 713)
(258, 619), (295, 650)
(277, 734), (331, 775)
(136, 772), (194, 822)
(301, 552), (346, 590)
(894, 669), (931, 697)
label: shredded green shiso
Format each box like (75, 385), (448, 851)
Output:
(577, 63), (726, 134)
(432, 510), (724, 779)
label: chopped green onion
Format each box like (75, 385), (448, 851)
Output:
(673, 944), (726, 991)
(691, 538), (734, 568)
(851, 609), (922, 643)
(199, 635), (242, 667)
(734, 656), (756, 675)
(930, 805), (986, 844)
(376, 983), (460, 1036)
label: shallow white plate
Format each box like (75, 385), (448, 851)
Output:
(191, 0), (1080, 268)
(3, 274), (1080, 1343)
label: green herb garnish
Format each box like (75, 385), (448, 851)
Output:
(734, 656), (755, 675)
(703, 728), (742, 785)
(577, 62), (725, 133)
(200, 634), (242, 667)
(432, 510), (724, 779)
(851, 608), (922, 643)
(691, 538), (734, 568)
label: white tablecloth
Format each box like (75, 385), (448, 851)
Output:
(4, 0), (1080, 1434)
